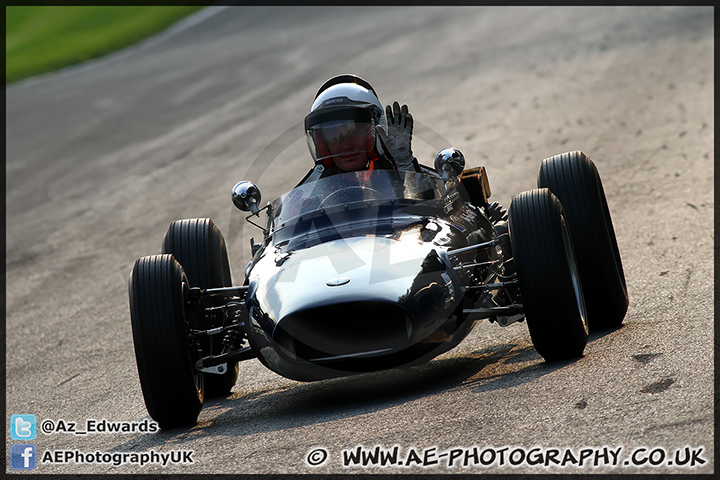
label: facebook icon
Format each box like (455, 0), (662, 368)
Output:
(11, 444), (37, 470)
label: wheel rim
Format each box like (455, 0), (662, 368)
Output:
(561, 217), (589, 335)
(182, 281), (204, 395)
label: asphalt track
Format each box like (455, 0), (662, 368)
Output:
(6, 6), (714, 474)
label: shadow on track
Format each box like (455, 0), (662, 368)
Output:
(111, 325), (623, 452)
(111, 340), (572, 449)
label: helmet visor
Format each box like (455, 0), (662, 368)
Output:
(305, 107), (376, 164)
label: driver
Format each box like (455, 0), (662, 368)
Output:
(297, 74), (421, 186)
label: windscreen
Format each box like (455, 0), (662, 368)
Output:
(269, 170), (446, 230)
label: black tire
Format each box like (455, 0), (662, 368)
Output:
(129, 255), (203, 428)
(537, 151), (628, 329)
(509, 189), (589, 361)
(162, 218), (238, 396)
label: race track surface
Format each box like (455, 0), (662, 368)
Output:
(6, 6), (714, 474)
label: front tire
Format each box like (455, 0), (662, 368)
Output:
(162, 218), (239, 396)
(129, 255), (203, 428)
(537, 151), (628, 329)
(509, 189), (588, 361)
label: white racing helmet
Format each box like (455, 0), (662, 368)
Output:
(305, 75), (387, 167)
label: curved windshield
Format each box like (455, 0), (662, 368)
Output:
(270, 170), (447, 230)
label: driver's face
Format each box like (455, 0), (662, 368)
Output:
(331, 151), (369, 172)
(322, 120), (374, 172)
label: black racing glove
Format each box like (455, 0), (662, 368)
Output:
(385, 101), (415, 170)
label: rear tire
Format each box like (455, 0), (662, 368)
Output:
(509, 189), (588, 361)
(162, 218), (238, 396)
(129, 255), (203, 428)
(537, 151), (628, 329)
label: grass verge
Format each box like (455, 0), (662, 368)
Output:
(6, 6), (205, 84)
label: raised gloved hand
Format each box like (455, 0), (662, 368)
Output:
(385, 101), (415, 170)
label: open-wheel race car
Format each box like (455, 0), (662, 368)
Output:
(128, 150), (628, 428)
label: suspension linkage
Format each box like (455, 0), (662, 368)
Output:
(453, 260), (498, 271)
(196, 346), (256, 369)
(447, 239), (497, 256)
(189, 285), (249, 297)
(187, 323), (244, 340)
(463, 304), (524, 318)
(463, 278), (518, 291)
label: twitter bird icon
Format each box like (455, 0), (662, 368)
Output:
(11, 414), (36, 440)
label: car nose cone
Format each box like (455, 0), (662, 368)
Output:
(326, 276), (351, 287)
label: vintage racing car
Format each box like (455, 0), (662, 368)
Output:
(128, 150), (628, 428)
